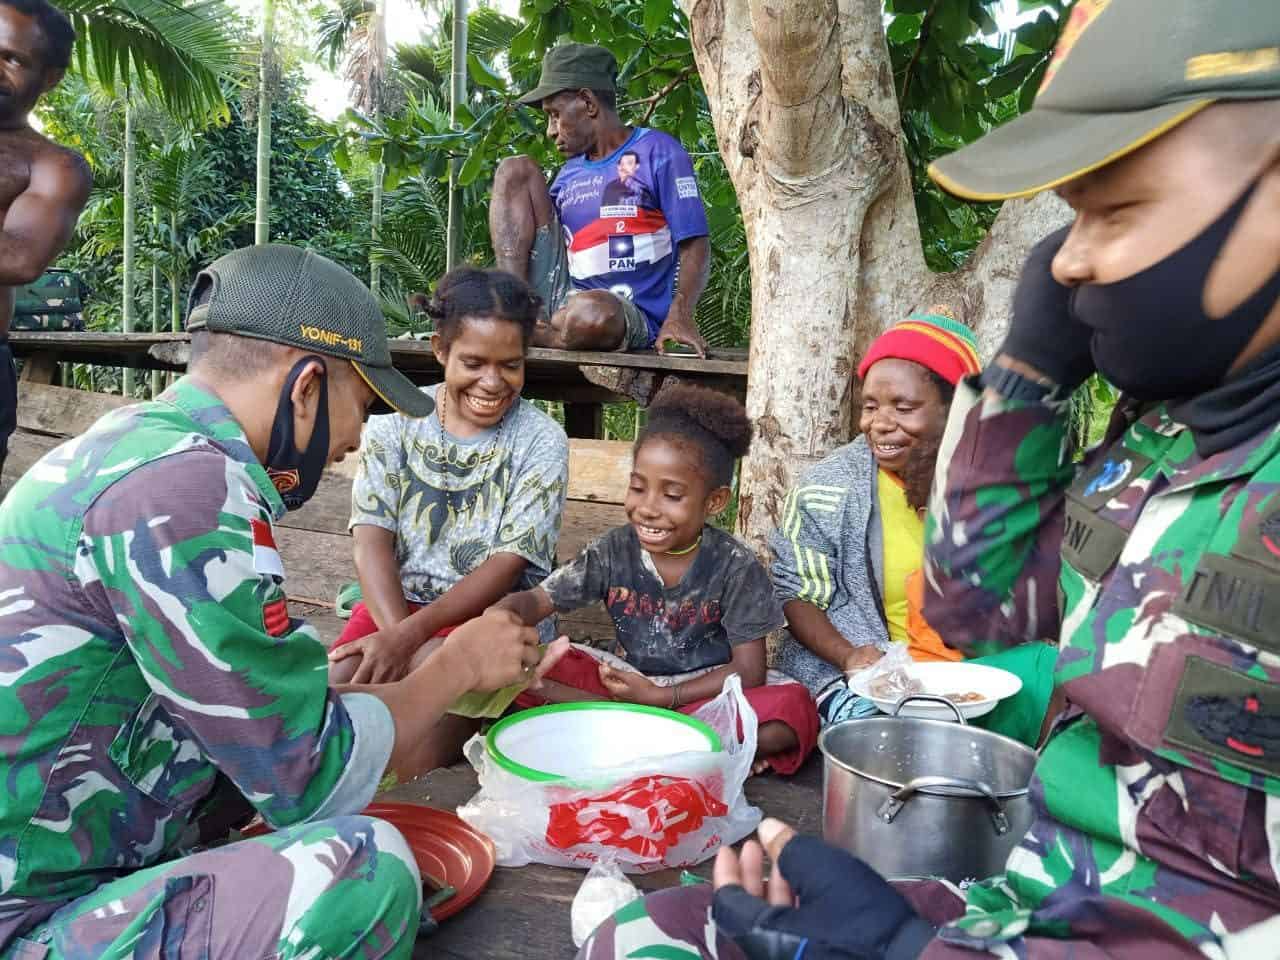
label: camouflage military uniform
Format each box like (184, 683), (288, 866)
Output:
(0, 377), (420, 958)
(919, 380), (1280, 956)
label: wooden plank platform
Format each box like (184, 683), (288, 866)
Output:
(5, 332), (749, 411)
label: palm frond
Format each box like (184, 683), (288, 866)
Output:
(59, 0), (240, 122)
(144, 141), (216, 213)
(315, 0), (372, 71)
(396, 7), (522, 84)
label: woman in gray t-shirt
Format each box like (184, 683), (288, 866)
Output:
(330, 269), (568, 759)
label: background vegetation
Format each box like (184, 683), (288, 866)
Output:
(42, 0), (1090, 427)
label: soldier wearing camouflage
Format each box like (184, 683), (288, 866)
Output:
(0, 245), (550, 958)
(0, 376), (418, 957)
(919, 1), (1280, 954)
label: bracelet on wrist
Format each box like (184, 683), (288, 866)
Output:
(669, 683), (683, 710)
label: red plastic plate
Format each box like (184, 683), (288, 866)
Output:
(364, 802), (496, 922)
(243, 802), (496, 923)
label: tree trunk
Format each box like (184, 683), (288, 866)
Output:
(681, 0), (1069, 557)
(150, 206), (162, 397)
(169, 212), (180, 388)
(122, 93), (136, 397)
(446, 0), (468, 271)
(369, 0), (388, 294)
(255, 0), (276, 245)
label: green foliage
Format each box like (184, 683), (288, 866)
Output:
(41, 70), (362, 334)
(887, 0), (1067, 270)
(315, 0), (1067, 347)
(59, 0), (241, 122)
(46, 0), (1074, 361)
(319, 2), (752, 344)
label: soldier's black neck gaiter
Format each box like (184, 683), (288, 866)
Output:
(264, 356), (330, 510)
(1073, 177), (1280, 405)
(1170, 342), (1280, 457)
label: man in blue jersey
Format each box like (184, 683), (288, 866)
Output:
(490, 43), (711, 356)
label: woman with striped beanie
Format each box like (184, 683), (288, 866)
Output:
(768, 309), (986, 723)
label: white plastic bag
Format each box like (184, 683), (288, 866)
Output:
(458, 674), (762, 873)
(846, 643), (917, 701)
(570, 859), (640, 948)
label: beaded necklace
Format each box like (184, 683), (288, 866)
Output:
(436, 386), (504, 480)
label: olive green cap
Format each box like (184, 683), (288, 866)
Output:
(930, 0), (1280, 201)
(186, 244), (433, 418)
(518, 43), (618, 106)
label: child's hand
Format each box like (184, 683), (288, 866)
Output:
(598, 664), (666, 707)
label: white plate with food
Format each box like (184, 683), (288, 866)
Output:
(857, 662), (1023, 721)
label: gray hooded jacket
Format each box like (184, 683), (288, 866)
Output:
(769, 436), (890, 695)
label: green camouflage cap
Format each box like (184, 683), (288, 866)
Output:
(930, 0), (1280, 201)
(518, 43), (618, 106)
(186, 244), (433, 418)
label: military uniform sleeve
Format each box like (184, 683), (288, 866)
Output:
(79, 450), (385, 828)
(769, 475), (848, 611)
(923, 376), (1076, 656)
(350, 411), (405, 532)
(540, 531), (615, 612)
(495, 419), (569, 576)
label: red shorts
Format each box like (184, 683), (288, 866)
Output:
(514, 648), (819, 775)
(333, 601), (456, 648)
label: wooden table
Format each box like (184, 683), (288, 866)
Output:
(5, 332), (749, 438)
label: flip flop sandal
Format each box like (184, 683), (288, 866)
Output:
(335, 581), (362, 620)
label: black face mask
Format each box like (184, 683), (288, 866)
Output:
(264, 356), (330, 511)
(1073, 177), (1280, 402)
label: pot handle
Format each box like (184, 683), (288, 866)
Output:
(876, 775), (1011, 835)
(889, 694), (967, 725)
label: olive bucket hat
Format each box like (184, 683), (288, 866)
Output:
(929, 0), (1280, 201)
(518, 42), (618, 106)
(186, 244), (433, 418)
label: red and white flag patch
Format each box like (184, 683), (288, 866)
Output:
(263, 596), (291, 637)
(250, 518), (285, 580)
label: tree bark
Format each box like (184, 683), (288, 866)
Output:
(682, 0), (1069, 558)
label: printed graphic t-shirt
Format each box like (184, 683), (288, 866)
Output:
(351, 384), (569, 639)
(549, 127), (710, 343)
(540, 524), (785, 676)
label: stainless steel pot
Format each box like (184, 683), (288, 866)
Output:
(819, 696), (1038, 884)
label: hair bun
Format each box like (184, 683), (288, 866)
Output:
(649, 384), (753, 460)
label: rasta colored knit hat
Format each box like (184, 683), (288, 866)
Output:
(857, 311), (982, 386)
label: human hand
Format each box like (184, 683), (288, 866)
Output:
(598, 663), (666, 706)
(440, 610), (570, 692)
(327, 626), (416, 685)
(996, 225), (1094, 392)
(655, 311), (708, 358)
(842, 645), (885, 674)
(712, 818), (934, 960)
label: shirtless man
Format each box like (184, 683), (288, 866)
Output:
(0, 0), (91, 474)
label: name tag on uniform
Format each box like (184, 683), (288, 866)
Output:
(1171, 553), (1280, 656)
(1165, 655), (1280, 781)
(1061, 499), (1129, 581)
